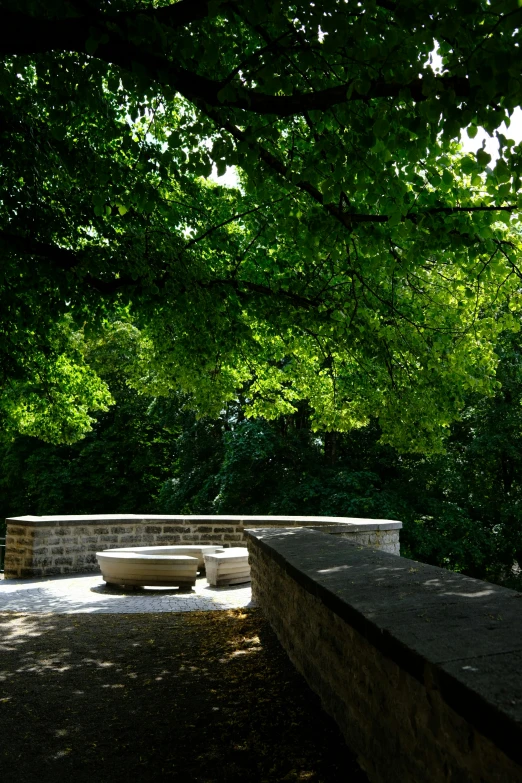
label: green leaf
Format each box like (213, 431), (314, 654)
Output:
(476, 149), (492, 167)
(373, 116), (390, 138)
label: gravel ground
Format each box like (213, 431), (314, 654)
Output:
(0, 608), (368, 783)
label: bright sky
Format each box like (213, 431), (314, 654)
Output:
(210, 163), (240, 188)
(428, 48), (522, 161)
(459, 106), (522, 162)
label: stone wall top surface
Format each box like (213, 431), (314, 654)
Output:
(245, 527), (522, 759)
(6, 514), (402, 530)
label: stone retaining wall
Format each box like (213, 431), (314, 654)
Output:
(245, 527), (522, 783)
(3, 514), (401, 579)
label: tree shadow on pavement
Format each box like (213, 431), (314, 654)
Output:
(0, 609), (368, 783)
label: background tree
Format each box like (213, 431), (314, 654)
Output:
(3, 324), (522, 588)
(0, 322), (175, 517)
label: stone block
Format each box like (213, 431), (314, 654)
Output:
(99, 536), (119, 544)
(75, 554), (99, 566)
(6, 526), (26, 536)
(118, 535), (138, 545)
(224, 534), (241, 542)
(20, 568), (43, 578)
(32, 557), (53, 567)
(152, 534), (180, 543)
(4, 554), (22, 565)
(53, 557), (73, 566)
(204, 548), (251, 586)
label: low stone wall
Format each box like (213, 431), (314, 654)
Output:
(3, 514), (401, 579)
(245, 527), (522, 783)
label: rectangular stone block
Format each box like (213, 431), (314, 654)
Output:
(4, 554), (22, 565)
(31, 545), (50, 554)
(75, 554), (98, 565)
(32, 531), (50, 541)
(150, 534), (176, 543)
(6, 526), (26, 536)
(53, 557), (73, 566)
(118, 535), (138, 545)
(20, 568), (43, 578)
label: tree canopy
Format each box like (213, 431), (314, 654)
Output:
(1, 0), (522, 448)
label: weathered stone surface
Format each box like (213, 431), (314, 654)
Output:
(245, 527), (522, 783)
(96, 551), (199, 588)
(204, 547), (251, 587)
(3, 514), (401, 579)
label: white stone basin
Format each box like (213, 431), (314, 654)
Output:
(104, 545), (225, 569)
(96, 551), (199, 588)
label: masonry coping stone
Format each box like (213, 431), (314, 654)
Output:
(6, 514), (402, 529)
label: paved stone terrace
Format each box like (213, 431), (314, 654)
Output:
(0, 572), (253, 614)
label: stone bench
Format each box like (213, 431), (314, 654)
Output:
(96, 551), (199, 589)
(204, 547), (251, 587)
(106, 545), (225, 572)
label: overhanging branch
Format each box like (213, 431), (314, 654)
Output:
(0, 10), (473, 116)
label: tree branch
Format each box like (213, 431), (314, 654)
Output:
(0, 10), (472, 116)
(0, 229), (81, 270)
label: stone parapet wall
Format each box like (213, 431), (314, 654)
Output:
(3, 514), (401, 579)
(245, 528), (522, 783)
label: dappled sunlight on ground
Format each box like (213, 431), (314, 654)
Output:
(0, 609), (367, 783)
(0, 572), (253, 613)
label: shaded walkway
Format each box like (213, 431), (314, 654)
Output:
(0, 609), (367, 783)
